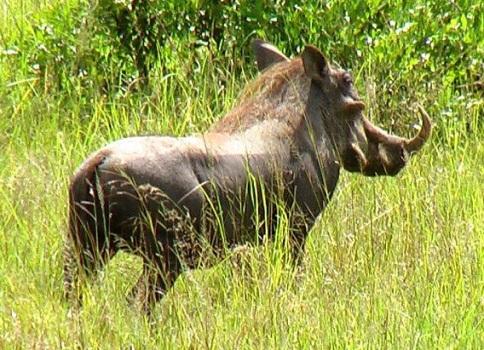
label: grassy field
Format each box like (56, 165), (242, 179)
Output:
(0, 0), (482, 348)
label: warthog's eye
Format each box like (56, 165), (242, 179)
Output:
(343, 73), (353, 85)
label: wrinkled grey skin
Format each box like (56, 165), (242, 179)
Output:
(64, 41), (431, 312)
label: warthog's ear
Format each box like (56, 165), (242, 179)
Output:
(302, 45), (329, 80)
(251, 39), (289, 71)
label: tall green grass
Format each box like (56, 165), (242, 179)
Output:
(0, 0), (482, 348)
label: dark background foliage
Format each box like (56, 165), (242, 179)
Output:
(2, 0), (482, 130)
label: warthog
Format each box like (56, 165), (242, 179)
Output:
(64, 40), (431, 312)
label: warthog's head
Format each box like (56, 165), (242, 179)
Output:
(253, 40), (431, 176)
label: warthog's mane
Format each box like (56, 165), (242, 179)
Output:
(211, 58), (310, 133)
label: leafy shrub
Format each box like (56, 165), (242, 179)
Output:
(3, 0), (481, 128)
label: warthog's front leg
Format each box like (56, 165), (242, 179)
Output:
(288, 211), (312, 268)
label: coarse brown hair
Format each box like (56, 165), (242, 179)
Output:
(211, 58), (309, 133)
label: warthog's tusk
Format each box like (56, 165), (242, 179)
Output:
(404, 105), (432, 153)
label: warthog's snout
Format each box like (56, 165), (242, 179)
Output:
(344, 106), (432, 176)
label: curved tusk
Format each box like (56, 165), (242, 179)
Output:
(404, 105), (432, 153)
(350, 143), (368, 169)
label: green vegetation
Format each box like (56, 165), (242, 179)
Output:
(0, 0), (482, 348)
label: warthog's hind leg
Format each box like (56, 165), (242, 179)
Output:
(63, 233), (115, 307)
(128, 249), (182, 315)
